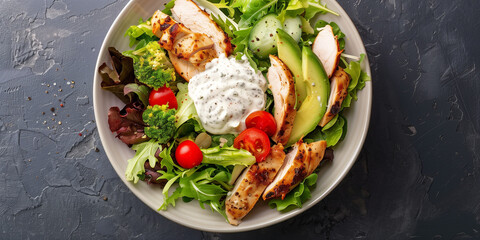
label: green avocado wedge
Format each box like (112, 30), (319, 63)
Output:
(276, 28), (307, 106)
(286, 46), (330, 146)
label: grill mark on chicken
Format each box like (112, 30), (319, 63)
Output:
(277, 129), (285, 138)
(160, 23), (171, 31)
(168, 23), (179, 34)
(330, 101), (341, 115)
(274, 184), (290, 198)
(292, 166), (307, 186)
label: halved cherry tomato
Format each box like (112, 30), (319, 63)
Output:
(149, 86), (178, 109)
(175, 140), (203, 169)
(245, 111), (277, 137)
(234, 128), (271, 163)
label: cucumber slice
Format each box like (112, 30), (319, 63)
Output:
(283, 16), (302, 42)
(248, 14), (282, 59)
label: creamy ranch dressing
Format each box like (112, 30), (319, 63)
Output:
(188, 55), (267, 134)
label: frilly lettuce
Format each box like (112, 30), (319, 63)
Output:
(125, 140), (162, 183)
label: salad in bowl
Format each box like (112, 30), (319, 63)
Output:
(96, 0), (370, 227)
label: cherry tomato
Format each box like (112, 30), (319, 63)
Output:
(245, 111), (277, 137)
(234, 128), (271, 163)
(175, 140), (203, 169)
(149, 86), (178, 109)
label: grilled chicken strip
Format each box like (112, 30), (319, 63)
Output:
(171, 0), (233, 56)
(226, 144), (286, 226)
(312, 25), (342, 78)
(263, 140), (327, 200)
(152, 11), (216, 66)
(152, 10), (217, 80)
(319, 68), (350, 127)
(267, 55), (297, 145)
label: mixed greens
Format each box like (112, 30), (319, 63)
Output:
(99, 0), (370, 223)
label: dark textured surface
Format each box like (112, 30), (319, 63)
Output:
(1, 0), (479, 239)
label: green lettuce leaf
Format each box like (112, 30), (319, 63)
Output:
(213, 0), (235, 17)
(125, 140), (161, 183)
(158, 143), (183, 175)
(304, 115), (346, 147)
(342, 54), (371, 109)
(125, 18), (159, 48)
(162, 0), (176, 15)
(322, 115), (345, 147)
(268, 173), (318, 211)
(159, 165), (233, 221)
(278, 0), (338, 23)
(175, 83), (203, 129)
(236, 0), (278, 28)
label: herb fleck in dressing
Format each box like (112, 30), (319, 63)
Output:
(188, 55), (267, 134)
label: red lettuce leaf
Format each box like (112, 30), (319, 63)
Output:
(99, 47), (137, 104)
(108, 102), (149, 145)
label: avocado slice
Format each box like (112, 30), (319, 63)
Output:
(286, 46), (330, 146)
(276, 28), (307, 107)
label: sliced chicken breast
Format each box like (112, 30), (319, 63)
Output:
(152, 10), (217, 80)
(267, 55), (297, 145)
(263, 140), (327, 200)
(171, 0), (233, 56)
(312, 25), (342, 78)
(319, 68), (350, 127)
(152, 11), (216, 63)
(226, 144), (286, 226)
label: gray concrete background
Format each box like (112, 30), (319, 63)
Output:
(1, 0), (479, 239)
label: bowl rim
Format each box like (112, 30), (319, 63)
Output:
(93, 0), (372, 232)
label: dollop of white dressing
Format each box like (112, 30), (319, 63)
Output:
(188, 55), (267, 134)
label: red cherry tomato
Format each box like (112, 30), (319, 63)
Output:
(234, 128), (271, 163)
(149, 86), (178, 109)
(245, 111), (277, 137)
(175, 140), (203, 169)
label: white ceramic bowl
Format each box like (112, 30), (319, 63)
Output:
(93, 0), (372, 232)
